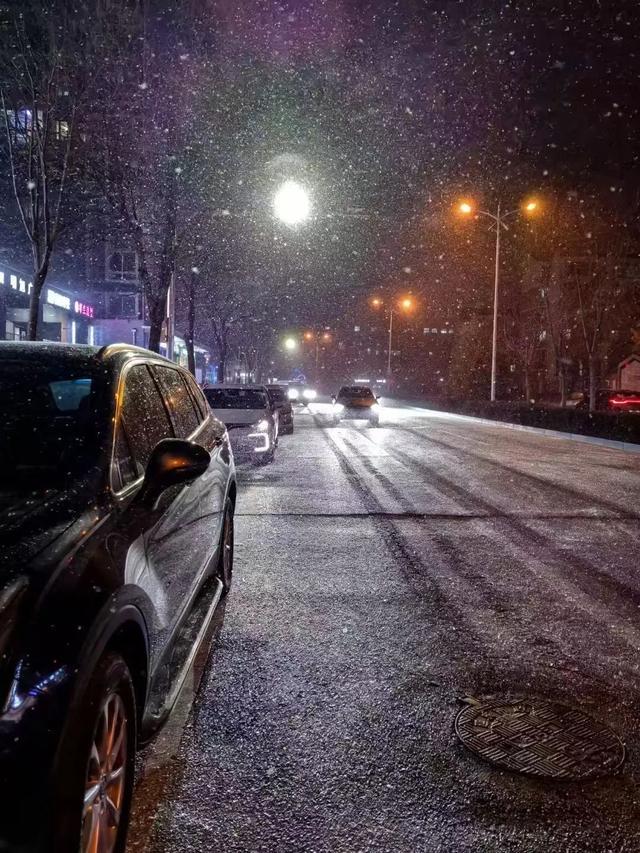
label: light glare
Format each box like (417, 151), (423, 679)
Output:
(273, 180), (311, 225)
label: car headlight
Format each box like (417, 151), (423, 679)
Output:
(287, 388), (299, 400)
(334, 402), (344, 412)
(303, 388), (317, 400)
(253, 419), (270, 432)
(0, 578), (28, 711)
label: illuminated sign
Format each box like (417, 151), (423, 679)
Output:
(74, 300), (94, 319)
(46, 288), (71, 310)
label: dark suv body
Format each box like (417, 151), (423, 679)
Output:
(0, 342), (236, 853)
(265, 384), (294, 434)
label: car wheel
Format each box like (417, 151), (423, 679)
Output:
(218, 498), (234, 593)
(53, 652), (137, 853)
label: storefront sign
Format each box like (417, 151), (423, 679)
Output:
(47, 288), (71, 310)
(74, 300), (94, 319)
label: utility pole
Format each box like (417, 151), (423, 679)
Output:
(490, 201), (501, 402)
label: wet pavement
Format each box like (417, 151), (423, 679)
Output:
(129, 401), (640, 852)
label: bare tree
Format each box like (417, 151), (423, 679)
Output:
(0, 2), (80, 339)
(86, 2), (200, 352)
(502, 295), (545, 401)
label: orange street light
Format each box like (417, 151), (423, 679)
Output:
(371, 296), (383, 308)
(400, 297), (414, 311)
(322, 332), (331, 342)
(452, 195), (542, 401)
(303, 331), (314, 341)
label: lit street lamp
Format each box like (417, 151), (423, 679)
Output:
(273, 180), (311, 226)
(457, 197), (540, 401)
(283, 336), (298, 352)
(303, 329), (332, 375)
(371, 295), (415, 378)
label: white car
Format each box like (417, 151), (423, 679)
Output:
(203, 384), (278, 463)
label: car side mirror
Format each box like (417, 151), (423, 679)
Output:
(139, 438), (210, 507)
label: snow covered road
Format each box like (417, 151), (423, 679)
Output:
(130, 402), (640, 853)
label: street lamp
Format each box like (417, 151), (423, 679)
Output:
(273, 180), (311, 226)
(303, 329), (332, 376)
(371, 296), (415, 379)
(457, 197), (540, 401)
(283, 336), (298, 352)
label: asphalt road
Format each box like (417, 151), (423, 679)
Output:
(130, 401), (640, 853)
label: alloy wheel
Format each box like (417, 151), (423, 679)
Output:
(81, 692), (128, 853)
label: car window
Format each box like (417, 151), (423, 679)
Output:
(153, 367), (201, 438)
(0, 359), (103, 489)
(267, 388), (286, 404)
(118, 364), (174, 484)
(184, 374), (208, 420)
(204, 388), (269, 410)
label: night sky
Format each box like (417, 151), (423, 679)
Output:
(182, 0), (639, 328)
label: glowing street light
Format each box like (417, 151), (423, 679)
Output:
(370, 295), (416, 377)
(283, 336), (298, 352)
(273, 180), (311, 226)
(456, 195), (542, 401)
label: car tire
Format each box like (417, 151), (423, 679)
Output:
(52, 652), (137, 853)
(218, 498), (234, 593)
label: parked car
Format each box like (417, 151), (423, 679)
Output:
(203, 384), (278, 462)
(332, 385), (380, 425)
(574, 389), (640, 413)
(0, 342), (236, 853)
(266, 384), (294, 434)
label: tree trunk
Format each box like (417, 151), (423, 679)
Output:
(524, 366), (531, 403)
(147, 296), (165, 353)
(27, 260), (50, 341)
(588, 354), (598, 413)
(558, 366), (567, 407)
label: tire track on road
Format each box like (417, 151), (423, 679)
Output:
(314, 417), (516, 689)
(360, 429), (640, 661)
(396, 425), (640, 520)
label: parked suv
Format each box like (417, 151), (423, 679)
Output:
(0, 342), (236, 853)
(204, 384), (278, 462)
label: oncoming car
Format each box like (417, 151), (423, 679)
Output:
(204, 384), (278, 462)
(0, 342), (236, 853)
(332, 385), (380, 426)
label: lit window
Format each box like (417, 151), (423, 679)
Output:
(10, 275), (17, 289)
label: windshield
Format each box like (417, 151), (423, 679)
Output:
(0, 360), (103, 489)
(339, 387), (375, 400)
(204, 388), (268, 410)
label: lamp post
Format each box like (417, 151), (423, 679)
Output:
(457, 198), (539, 401)
(371, 296), (414, 380)
(304, 329), (331, 377)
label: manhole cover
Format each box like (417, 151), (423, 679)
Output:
(455, 698), (625, 780)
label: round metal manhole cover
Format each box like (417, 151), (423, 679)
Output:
(455, 698), (625, 780)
